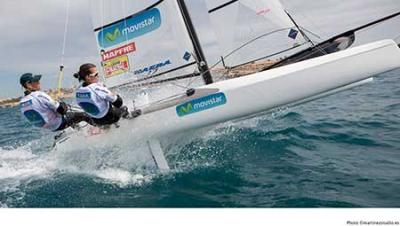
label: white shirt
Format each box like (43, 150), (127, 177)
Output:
(20, 91), (63, 131)
(75, 83), (117, 118)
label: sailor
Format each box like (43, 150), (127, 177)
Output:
(74, 63), (132, 126)
(19, 73), (93, 131)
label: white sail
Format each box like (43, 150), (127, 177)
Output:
(90, 0), (198, 88)
(205, 0), (305, 67)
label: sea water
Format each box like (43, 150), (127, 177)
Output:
(0, 69), (399, 207)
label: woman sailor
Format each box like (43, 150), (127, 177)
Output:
(74, 63), (133, 126)
(19, 73), (93, 131)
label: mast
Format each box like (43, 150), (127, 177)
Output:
(285, 10), (315, 47)
(176, 0), (213, 84)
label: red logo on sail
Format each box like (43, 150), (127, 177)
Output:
(101, 42), (136, 61)
(103, 55), (130, 78)
(256, 8), (271, 16)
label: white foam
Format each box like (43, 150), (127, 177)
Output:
(0, 82), (282, 197)
(0, 144), (56, 206)
(0, 202), (8, 208)
(0, 145), (55, 182)
(91, 168), (153, 187)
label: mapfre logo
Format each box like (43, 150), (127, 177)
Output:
(101, 42), (136, 61)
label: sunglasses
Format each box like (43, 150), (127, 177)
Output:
(87, 72), (99, 78)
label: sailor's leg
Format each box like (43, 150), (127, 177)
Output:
(114, 106), (141, 119)
(64, 112), (95, 127)
(146, 139), (170, 172)
(110, 105), (129, 119)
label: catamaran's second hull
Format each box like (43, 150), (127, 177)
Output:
(55, 39), (400, 151)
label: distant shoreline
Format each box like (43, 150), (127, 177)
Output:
(0, 88), (74, 108)
(1, 60), (277, 109)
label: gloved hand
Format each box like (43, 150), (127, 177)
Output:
(120, 106), (129, 119)
(57, 101), (69, 115)
(112, 95), (123, 108)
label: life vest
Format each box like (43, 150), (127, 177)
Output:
(20, 91), (63, 131)
(75, 83), (117, 119)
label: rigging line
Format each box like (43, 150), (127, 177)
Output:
(122, 0), (129, 45)
(217, 27), (297, 67)
(283, 0), (328, 41)
(184, 27), (299, 87)
(177, 0), (213, 84)
(60, 0), (70, 66)
(299, 26), (322, 40)
(130, 62), (196, 83)
(185, 28), (299, 87)
(285, 10), (330, 55)
(111, 62), (197, 89)
(186, 27), (324, 86)
(262, 9), (400, 71)
(121, 72), (201, 90)
(99, 0), (106, 82)
(261, 33), (355, 71)
(226, 41), (309, 70)
(354, 11), (400, 36)
(208, 0), (238, 13)
(138, 73), (200, 87)
(285, 10), (315, 47)
(166, 79), (195, 90)
(56, 0), (70, 100)
(349, 10), (400, 33)
(213, 42), (304, 79)
(184, 52), (201, 89)
(93, 0), (164, 31)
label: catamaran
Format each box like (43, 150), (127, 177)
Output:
(54, 0), (400, 171)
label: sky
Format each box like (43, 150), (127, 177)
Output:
(0, 0), (399, 98)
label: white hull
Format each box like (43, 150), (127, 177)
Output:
(55, 40), (400, 155)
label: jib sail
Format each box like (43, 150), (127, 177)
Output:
(205, 0), (305, 68)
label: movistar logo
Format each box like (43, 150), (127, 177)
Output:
(176, 93), (227, 117)
(97, 8), (161, 48)
(179, 103), (193, 114)
(105, 28), (121, 42)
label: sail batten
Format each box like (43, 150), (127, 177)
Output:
(208, 0), (238, 13)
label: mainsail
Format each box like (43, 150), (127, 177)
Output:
(90, 0), (208, 88)
(205, 0), (305, 68)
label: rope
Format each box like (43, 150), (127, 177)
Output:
(184, 27), (307, 87)
(56, 0), (70, 100)
(122, 0), (129, 45)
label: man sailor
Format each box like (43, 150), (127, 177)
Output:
(74, 63), (139, 126)
(19, 73), (93, 131)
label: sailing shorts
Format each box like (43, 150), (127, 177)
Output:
(92, 105), (127, 126)
(55, 112), (94, 131)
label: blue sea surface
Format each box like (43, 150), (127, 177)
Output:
(0, 69), (399, 207)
